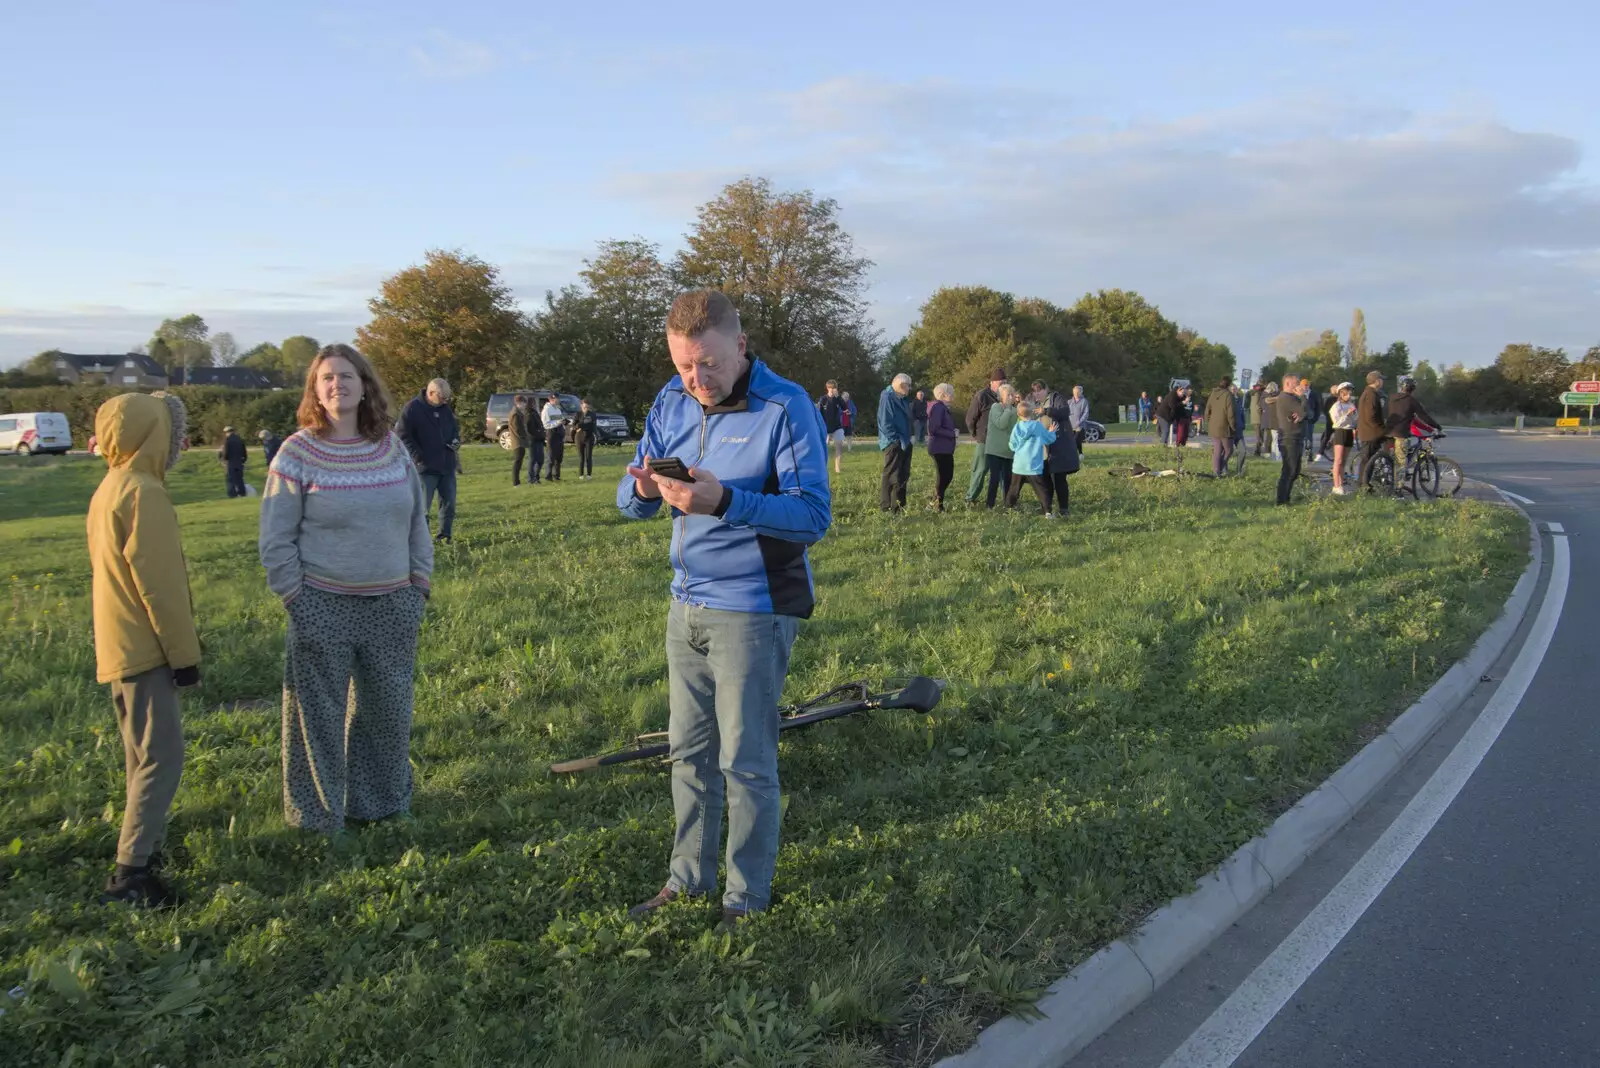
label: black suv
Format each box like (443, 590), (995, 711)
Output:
(484, 390), (630, 448)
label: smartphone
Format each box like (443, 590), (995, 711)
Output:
(646, 456), (695, 482)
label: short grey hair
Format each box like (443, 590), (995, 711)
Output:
(998, 383), (1019, 404)
(892, 373), (913, 390)
(934, 382), (954, 402)
(427, 378), (452, 400)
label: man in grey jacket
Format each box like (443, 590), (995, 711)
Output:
(1068, 385), (1090, 449)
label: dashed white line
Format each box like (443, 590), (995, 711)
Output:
(1499, 490), (1537, 506)
(1547, 522), (1565, 534)
(1160, 533), (1571, 1068)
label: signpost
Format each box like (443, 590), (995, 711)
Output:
(1558, 386), (1598, 435)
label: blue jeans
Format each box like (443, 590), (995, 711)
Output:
(665, 601), (799, 911)
(421, 469), (456, 538)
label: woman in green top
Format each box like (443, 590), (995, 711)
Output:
(983, 384), (1019, 509)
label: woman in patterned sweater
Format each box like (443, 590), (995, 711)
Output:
(258, 344), (433, 833)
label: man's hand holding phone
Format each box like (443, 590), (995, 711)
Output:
(628, 455), (725, 515)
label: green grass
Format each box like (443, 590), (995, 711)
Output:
(0, 441), (1525, 1067)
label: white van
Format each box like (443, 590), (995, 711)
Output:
(0, 412), (73, 455)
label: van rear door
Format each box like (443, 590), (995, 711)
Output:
(36, 413), (71, 448)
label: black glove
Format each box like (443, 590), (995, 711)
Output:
(173, 665), (201, 688)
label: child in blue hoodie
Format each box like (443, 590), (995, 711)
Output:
(1005, 402), (1059, 514)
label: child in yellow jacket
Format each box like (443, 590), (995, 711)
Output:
(86, 392), (201, 907)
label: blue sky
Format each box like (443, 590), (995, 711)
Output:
(2, 0), (1596, 370)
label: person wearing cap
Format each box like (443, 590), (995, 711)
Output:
(964, 367), (1008, 503)
(218, 425), (247, 497)
(1356, 371), (1388, 491)
(1328, 382), (1358, 494)
(258, 427), (282, 467)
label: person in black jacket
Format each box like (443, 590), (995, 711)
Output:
(257, 427), (281, 467)
(911, 390), (928, 446)
(1386, 376), (1441, 487)
(818, 380), (847, 475)
(1036, 383), (1080, 518)
(574, 399), (599, 481)
(509, 395), (531, 486)
(964, 367), (1007, 503)
(1155, 388), (1181, 447)
(1275, 376), (1308, 505)
(526, 402), (546, 484)
(397, 378), (461, 542)
(219, 426), (247, 497)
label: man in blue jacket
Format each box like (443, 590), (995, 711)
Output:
(397, 378), (460, 543)
(878, 373), (913, 512)
(618, 290), (831, 929)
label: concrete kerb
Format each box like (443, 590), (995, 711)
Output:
(938, 500), (1543, 1068)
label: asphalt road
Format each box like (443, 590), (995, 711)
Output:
(1072, 427), (1600, 1068)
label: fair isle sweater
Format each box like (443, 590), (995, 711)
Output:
(258, 430), (433, 603)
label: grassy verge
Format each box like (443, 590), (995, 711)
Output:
(0, 442), (1524, 1067)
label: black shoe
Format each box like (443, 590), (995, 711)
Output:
(715, 907), (753, 933)
(628, 885), (702, 919)
(435, 534), (452, 544)
(99, 868), (178, 908)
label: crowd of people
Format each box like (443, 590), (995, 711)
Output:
(82, 283), (1449, 915)
(857, 368), (1087, 517)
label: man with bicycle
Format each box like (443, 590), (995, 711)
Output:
(1386, 375), (1442, 491)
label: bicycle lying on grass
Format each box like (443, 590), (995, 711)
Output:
(550, 676), (947, 774)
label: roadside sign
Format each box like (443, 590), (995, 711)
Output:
(1560, 392), (1600, 406)
(1557, 417), (1581, 428)
(1571, 380), (1600, 392)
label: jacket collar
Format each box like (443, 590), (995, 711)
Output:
(701, 358), (755, 415)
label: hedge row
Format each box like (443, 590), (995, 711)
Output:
(0, 386), (300, 447)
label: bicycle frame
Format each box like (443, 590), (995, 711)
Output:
(549, 676), (947, 775)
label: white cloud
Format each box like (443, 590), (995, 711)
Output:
(610, 79), (1600, 366)
(409, 30), (499, 80)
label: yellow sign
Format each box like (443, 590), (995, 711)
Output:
(1557, 417), (1581, 428)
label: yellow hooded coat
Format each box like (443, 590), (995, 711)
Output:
(86, 393), (201, 684)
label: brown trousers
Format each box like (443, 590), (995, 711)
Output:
(110, 666), (184, 866)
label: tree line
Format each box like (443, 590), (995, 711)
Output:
(20, 176), (1594, 432)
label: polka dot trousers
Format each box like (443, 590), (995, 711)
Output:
(281, 585), (425, 832)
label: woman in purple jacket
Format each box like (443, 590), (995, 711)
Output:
(926, 382), (959, 511)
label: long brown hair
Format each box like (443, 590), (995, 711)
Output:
(296, 344), (394, 442)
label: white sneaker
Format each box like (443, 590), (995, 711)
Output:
(1313, 454), (1326, 463)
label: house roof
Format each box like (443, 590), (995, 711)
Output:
(54, 353), (124, 373)
(118, 353), (169, 378)
(171, 366), (276, 388)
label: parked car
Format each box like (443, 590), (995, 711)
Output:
(0, 411), (72, 455)
(482, 390), (630, 448)
(1082, 419), (1106, 443)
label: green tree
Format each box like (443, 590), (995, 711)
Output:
(238, 342), (285, 380)
(1412, 360), (1439, 394)
(1290, 329), (1344, 388)
(1495, 343), (1570, 405)
(23, 350), (64, 376)
(673, 177), (878, 392)
(148, 338), (173, 376)
(895, 286), (1019, 397)
(280, 336), (320, 382)
(1067, 289), (1185, 391)
(1366, 340), (1412, 384)
(1346, 308), (1368, 368)
(1178, 328), (1237, 389)
(152, 314), (213, 374)
(358, 249), (522, 405)
(576, 239), (676, 418)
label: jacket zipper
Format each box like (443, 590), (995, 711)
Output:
(674, 408), (711, 605)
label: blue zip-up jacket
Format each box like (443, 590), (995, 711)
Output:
(397, 394), (460, 475)
(878, 388), (911, 450)
(1009, 419), (1056, 476)
(617, 358), (831, 618)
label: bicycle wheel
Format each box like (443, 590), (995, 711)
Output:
(1414, 453), (1441, 498)
(1435, 455), (1464, 497)
(1369, 454), (1395, 495)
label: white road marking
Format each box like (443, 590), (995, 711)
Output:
(1500, 476), (1552, 481)
(1499, 490), (1537, 506)
(1160, 533), (1571, 1068)
(1547, 522), (1565, 533)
